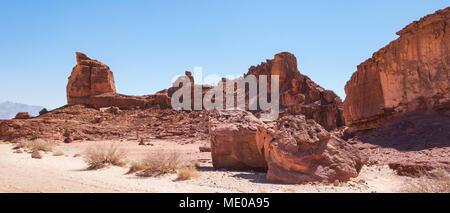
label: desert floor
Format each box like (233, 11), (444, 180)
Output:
(0, 140), (413, 193)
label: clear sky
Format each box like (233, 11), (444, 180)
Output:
(0, 0), (448, 109)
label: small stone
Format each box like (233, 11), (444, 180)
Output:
(138, 138), (145, 145)
(199, 146), (211, 152)
(334, 180), (340, 187)
(14, 148), (24, 153)
(64, 136), (73, 143)
(31, 150), (44, 159)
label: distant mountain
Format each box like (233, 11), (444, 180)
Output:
(0, 101), (44, 119)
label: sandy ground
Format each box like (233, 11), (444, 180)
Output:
(0, 140), (412, 193)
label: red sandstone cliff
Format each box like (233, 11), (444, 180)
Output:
(343, 7), (450, 131)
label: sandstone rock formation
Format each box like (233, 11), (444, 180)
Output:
(209, 110), (363, 183)
(246, 52), (344, 130)
(66, 52), (171, 109)
(67, 52), (116, 105)
(343, 7), (450, 131)
(209, 110), (267, 170)
(258, 115), (364, 183)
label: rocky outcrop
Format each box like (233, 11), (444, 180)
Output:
(343, 7), (450, 131)
(67, 52), (116, 105)
(258, 115), (364, 183)
(0, 104), (210, 142)
(66, 52), (171, 109)
(14, 112), (31, 119)
(209, 110), (267, 170)
(247, 52), (344, 130)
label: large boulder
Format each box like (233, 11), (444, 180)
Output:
(257, 115), (364, 183)
(67, 52), (116, 105)
(209, 110), (364, 183)
(343, 7), (450, 131)
(209, 110), (267, 170)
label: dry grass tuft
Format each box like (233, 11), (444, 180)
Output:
(284, 188), (297, 193)
(127, 161), (148, 174)
(14, 139), (54, 152)
(83, 143), (128, 170)
(52, 151), (65, 156)
(401, 169), (450, 193)
(176, 166), (201, 181)
(137, 151), (182, 177)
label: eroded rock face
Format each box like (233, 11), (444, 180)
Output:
(343, 7), (450, 131)
(66, 52), (171, 109)
(209, 110), (267, 170)
(259, 115), (364, 183)
(67, 52), (116, 105)
(247, 52), (344, 130)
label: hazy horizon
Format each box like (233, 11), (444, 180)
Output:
(0, 0), (448, 109)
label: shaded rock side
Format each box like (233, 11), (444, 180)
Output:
(343, 7), (450, 131)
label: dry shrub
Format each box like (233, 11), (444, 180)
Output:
(127, 161), (148, 174)
(83, 143), (128, 170)
(52, 151), (64, 156)
(284, 188), (297, 193)
(401, 169), (450, 193)
(15, 139), (54, 152)
(176, 166), (201, 181)
(137, 151), (182, 177)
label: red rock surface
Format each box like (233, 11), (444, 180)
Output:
(259, 115), (364, 183)
(0, 105), (210, 143)
(67, 52), (171, 109)
(348, 111), (450, 176)
(14, 112), (31, 119)
(245, 52), (344, 130)
(209, 110), (363, 183)
(67, 52), (116, 105)
(343, 7), (450, 131)
(208, 110), (267, 170)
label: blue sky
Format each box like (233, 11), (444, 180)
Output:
(0, 0), (448, 109)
